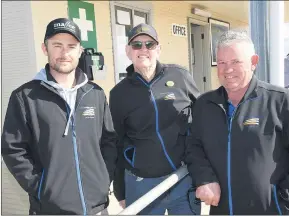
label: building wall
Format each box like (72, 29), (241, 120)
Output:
(285, 2), (289, 22)
(4, 1), (282, 214)
(152, 1), (248, 90)
(30, 1), (115, 97)
(2, 1), (38, 214)
(152, 2), (192, 69)
(30, 1), (249, 94)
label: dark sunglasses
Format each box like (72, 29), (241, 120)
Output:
(129, 41), (158, 50)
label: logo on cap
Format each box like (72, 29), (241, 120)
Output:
(136, 26), (149, 34)
(54, 21), (76, 32)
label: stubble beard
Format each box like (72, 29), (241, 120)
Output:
(52, 63), (75, 74)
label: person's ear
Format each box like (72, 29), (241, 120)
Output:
(251, 54), (259, 71)
(41, 43), (48, 56)
(78, 45), (84, 58)
(156, 43), (161, 60)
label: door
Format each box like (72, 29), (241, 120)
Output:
(190, 23), (206, 93)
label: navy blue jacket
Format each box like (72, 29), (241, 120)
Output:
(2, 68), (117, 215)
(109, 61), (200, 201)
(186, 75), (289, 214)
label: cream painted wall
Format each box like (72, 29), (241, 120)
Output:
(152, 2), (192, 70)
(285, 2), (289, 22)
(152, 1), (248, 90)
(30, 1), (68, 72)
(30, 1), (249, 94)
(30, 1), (115, 97)
(200, 7), (248, 90)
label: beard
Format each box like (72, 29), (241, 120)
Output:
(52, 63), (74, 74)
(49, 56), (77, 74)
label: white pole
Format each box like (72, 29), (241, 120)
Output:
(248, 1), (251, 38)
(117, 166), (189, 215)
(269, 1), (284, 87)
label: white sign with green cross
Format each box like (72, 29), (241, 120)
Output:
(67, 0), (97, 50)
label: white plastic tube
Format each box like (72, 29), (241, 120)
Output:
(118, 166), (189, 215)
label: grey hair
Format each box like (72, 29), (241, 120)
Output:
(215, 30), (255, 57)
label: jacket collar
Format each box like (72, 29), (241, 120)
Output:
(126, 61), (164, 83)
(44, 64), (87, 86)
(209, 75), (259, 106)
(42, 64), (92, 93)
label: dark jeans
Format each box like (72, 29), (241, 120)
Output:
(125, 169), (201, 215)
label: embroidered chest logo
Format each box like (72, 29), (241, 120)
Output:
(243, 118), (259, 126)
(164, 93), (176, 100)
(166, 80), (175, 87)
(81, 107), (95, 119)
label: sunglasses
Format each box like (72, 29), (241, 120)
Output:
(129, 41), (158, 50)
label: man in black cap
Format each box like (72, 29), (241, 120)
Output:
(2, 18), (117, 215)
(109, 23), (201, 214)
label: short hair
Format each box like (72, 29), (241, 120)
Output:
(215, 30), (255, 57)
(44, 39), (48, 47)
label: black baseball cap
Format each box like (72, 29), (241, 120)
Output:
(128, 23), (159, 45)
(44, 18), (81, 42)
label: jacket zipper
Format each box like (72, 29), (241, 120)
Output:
(216, 96), (259, 215)
(273, 185), (282, 215)
(64, 86), (93, 216)
(37, 169), (45, 200)
(227, 113), (234, 215)
(217, 104), (233, 215)
(137, 75), (176, 171)
(41, 82), (93, 215)
(72, 87), (94, 216)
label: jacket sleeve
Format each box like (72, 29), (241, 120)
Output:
(184, 98), (219, 187)
(109, 90), (126, 201)
(276, 90), (289, 210)
(279, 90), (289, 190)
(100, 94), (118, 184)
(183, 69), (201, 103)
(113, 146), (125, 201)
(1, 91), (41, 196)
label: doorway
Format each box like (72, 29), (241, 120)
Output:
(188, 18), (211, 93)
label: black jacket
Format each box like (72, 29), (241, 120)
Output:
(109, 61), (200, 201)
(186, 75), (289, 214)
(1, 68), (117, 215)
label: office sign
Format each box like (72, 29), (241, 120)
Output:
(172, 23), (187, 37)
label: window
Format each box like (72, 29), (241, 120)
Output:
(113, 5), (150, 83)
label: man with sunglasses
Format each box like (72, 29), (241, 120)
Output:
(109, 23), (201, 214)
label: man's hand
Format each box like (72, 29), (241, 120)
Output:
(119, 200), (126, 209)
(196, 182), (221, 206)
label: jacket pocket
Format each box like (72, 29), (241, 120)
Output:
(37, 169), (45, 201)
(124, 147), (136, 167)
(272, 184), (289, 215)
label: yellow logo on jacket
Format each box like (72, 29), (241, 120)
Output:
(164, 93), (176, 100)
(166, 81), (174, 87)
(243, 118), (259, 126)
